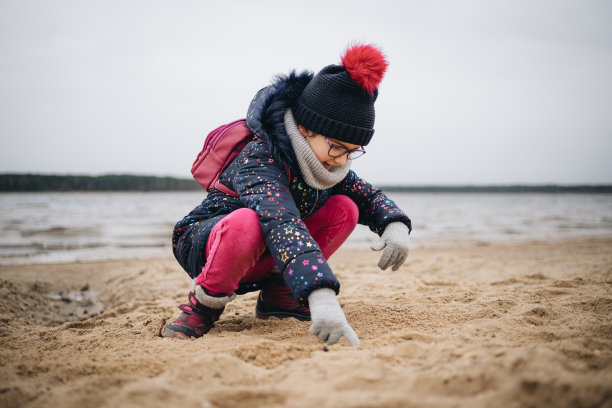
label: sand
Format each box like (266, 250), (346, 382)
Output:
(1, 237), (611, 408)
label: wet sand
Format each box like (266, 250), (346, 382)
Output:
(1, 238), (611, 407)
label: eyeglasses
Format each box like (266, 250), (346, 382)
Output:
(324, 137), (366, 160)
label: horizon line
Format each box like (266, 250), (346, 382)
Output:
(1, 173), (611, 193)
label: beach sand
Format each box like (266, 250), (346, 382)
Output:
(1, 238), (611, 408)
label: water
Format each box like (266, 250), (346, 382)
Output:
(1, 191), (611, 265)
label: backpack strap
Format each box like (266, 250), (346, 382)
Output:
(211, 179), (239, 198)
(211, 164), (291, 199)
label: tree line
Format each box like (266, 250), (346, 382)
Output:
(1, 173), (610, 193)
(0, 174), (201, 192)
(379, 184), (612, 193)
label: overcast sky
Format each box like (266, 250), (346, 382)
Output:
(1, 0), (611, 185)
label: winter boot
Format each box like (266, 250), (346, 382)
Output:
(255, 271), (311, 321)
(163, 282), (235, 339)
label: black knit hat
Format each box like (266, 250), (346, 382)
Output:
(294, 44), (388, 146)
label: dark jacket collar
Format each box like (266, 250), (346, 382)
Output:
(246, 71), (313, 168)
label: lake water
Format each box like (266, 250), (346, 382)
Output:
(1, 191), (611, 265)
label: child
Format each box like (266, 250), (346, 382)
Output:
(164, 44), (412, 346)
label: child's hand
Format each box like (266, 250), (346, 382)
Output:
(370, 222), (410, 271)
(308, 288), (360, 346)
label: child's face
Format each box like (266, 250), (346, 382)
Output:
(298, 125), (362, 170)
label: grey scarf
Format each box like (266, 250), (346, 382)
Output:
(284, 109), (351, 190)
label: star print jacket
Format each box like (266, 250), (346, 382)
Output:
(172, 71), (412, 305)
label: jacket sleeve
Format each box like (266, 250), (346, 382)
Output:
(232, 141), (340, 305)
(332, 170), (412, 235)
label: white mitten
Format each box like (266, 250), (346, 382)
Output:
(308, 288), (360, 346)
(370, 222), (410, 271)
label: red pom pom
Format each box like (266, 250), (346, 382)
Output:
(341, 44), (388, 94)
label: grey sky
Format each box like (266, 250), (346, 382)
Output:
(1, 0), (611, 185)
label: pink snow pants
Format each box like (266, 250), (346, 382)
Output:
(195, 195), (359, 296)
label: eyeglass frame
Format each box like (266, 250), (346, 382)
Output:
(323, 137), (366, 160)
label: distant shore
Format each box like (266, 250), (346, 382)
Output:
(0, 173), (200, 192)
(1, 173), (612, 193)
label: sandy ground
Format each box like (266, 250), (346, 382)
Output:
(1, 237), (611, 408)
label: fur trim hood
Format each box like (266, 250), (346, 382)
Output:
(246, 71), (314, 168)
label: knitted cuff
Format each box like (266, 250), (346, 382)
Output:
(192, 279), (236, 309)
(382, 222), (410, 239)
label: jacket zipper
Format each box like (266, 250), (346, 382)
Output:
(308, 190), (319, 217)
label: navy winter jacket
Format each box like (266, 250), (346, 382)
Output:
(173, 72), (411, 305)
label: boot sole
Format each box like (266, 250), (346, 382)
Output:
(162, 323), (201, 339)
(255, 292), (311, 321)
(255, 309), (311, 321)
(161, 329), (190, 339)
(255, 313), (310, 322)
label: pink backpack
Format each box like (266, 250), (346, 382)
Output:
(191, 119), (255, 197)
